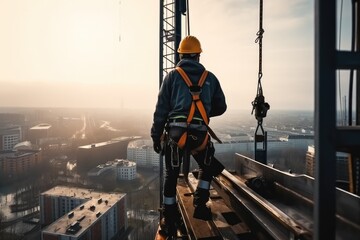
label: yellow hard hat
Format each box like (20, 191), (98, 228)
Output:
(177, 35), (202, 54)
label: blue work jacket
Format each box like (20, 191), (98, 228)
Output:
(151, 59), (227, 142)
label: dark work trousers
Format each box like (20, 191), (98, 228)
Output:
(163, 126), (225, 200)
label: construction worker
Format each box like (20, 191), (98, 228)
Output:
(151, 35), (227, 236)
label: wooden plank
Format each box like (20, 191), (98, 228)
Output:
(184, 173), (254, 240)
(176, 177), (220, 239)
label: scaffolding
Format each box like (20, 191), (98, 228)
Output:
(315, 0), (360, 239)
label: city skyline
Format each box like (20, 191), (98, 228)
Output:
(0, 104), (357, 239)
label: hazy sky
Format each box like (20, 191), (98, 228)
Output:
(0, 1), (353, 112)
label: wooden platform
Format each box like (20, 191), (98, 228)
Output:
(175, 173), (253, 240)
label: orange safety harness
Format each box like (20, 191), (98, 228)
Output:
(175, 67), (222, 154)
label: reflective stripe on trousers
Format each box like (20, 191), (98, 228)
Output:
(197, 179), (210, 190)
(163, 196), (176, 205)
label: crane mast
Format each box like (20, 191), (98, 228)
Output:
(159, 0), (186, 210)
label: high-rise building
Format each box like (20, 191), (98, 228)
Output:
(0, 126), (22, 151)
(115, 159), (137, 180)
(0, 141), (41, 179)
(87, 159), (137, 181)
(40, 186), (127, 240)
(127, 139), (159, 168)
(28, 123), (51, 144)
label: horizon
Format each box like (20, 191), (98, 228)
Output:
(0, 0), (354, 112)
(0, 0), (318, 111)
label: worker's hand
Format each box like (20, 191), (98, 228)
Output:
(153, 140), (162, 154)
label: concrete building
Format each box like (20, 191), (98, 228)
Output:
(28, 123), (51, 144)
(0, 126), (22, 151)
(87, 162), (116, 177)
(77, 136), (140, 173)
(127, 139), (159, 168)
(87, 159), (137, 181)
(0, 141), (42, 179)
(40, 186), (127, 240)
(115, 159), (136, 181)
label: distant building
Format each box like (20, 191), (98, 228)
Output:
(40, 186), (127, 240)
(0, 141), (42, 179)
(306, 145), (350, 181)
(279, 134), (314, 151)
(87, 159), (137, 181)
(77, 136), (140, 173)
(125, 136), (313, 169)
(87, 162), (116, 177)
(127, 139), (159, 168)
(214, 140), (253, 154)
(0, 126), (22, 151)
(0, 113), (25, 125)
(115, 159), (137, 180)
(213, 134), (314, 155)
(28, 123), (51, 144)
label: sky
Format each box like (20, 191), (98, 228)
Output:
(0, 0), (353, 112)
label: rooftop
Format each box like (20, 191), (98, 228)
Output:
(88, 159), (136, 176)
(0, 150), (39, 158)
(127, 139), (152, 149)
(115, 159), (136, 168)
(79, 136), (141, 149)
(30, 123), (51, 130)
(41, 186), (125, 237)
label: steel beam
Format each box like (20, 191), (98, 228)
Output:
(314, 0), (337, 239)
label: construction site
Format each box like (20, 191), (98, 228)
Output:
(154, 1), (360, 239)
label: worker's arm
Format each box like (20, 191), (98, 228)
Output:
(209, 76), (227, 117)
(151, 72), (172, 146)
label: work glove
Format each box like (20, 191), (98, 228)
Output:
(153, 140), (162, 154)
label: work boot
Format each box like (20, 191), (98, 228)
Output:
(159, 217), (176, 237)
(193, 188), (212, 221)
(159, 204), (179, 237)
(193, 205), (212, 220)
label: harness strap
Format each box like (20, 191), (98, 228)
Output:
(175, 67), (217, 152)
(195, 100), (208, 125)
(176, 67), (209, 124)
(176, 67), (209, 125)
(176, 67), (208, 87)
(177, 131), (188, 149)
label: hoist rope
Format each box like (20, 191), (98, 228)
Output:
(252, 0), (269, 129)
(255, 0), (264, 97)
